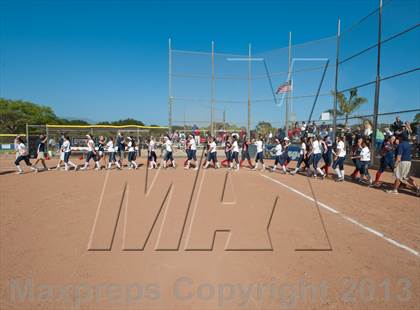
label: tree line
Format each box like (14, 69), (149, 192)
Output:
(0, 98), (146, 133)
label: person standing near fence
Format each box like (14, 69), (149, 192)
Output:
(162, 136), (176, 168)
(204, 136), (220, 169)
(252, 135), (265, 171)
(359, 140), (372, 185)
(147, 137), (158, 169)
(33, 134), (49, 171)
(373, 135), (395, 187)
(321, 135), (332, 176)
(386, 133), (420, 195)
(62, 136), (78, 171)
(332, 135), (346, 182)
(126, 136), (139, 169)
(185, 134), (198, 170)
(116, 132), (125, 167)
(240, 136), (253, 169)
(80, 134), (101, 171)
(14, 137), (38, 174)
(106, 137), (121, 170)
(230, 135), (240, 171)
(290, 137), (307, 175)
(312, 136), (325, 179)
(350, 137), (363, 181)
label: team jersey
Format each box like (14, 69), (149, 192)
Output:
(209, 141), (217, 153)
(232, 141), (239, 153)
(164, 140), (173, 152)
(128, 141), (135, 152)
(189, 138), (197, 151)
(37, 141), (46, 153)
(360, 146), (371, 161)
(107, 141), (115, 152)
(300, 142), (306, 155)
(312, 140), (322, 154)
(381, 141), (394, 158)
(17, 143), (29, 156)
(62, 140), (71, 153)
(224, 141), (232, 152)
(337, 141), (346, 157)
(87, 139), (95, 152)
(351, 144), (362, 157)
(255, 140), (263, 153)
(148, 140), (156, 152)
(274, 144), (283, 156)
(242, 141), (249, 152)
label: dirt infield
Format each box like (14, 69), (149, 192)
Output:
(0, 153), (419, 309)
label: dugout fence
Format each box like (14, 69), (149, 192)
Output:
(170, 0), (419, 163)
(25, 124), (167, 157)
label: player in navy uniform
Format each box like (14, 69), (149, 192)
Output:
(240, 136), (254, 169)
(373, 135), (395, 187)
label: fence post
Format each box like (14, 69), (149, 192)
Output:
(372, 0), (383, 163)
(25, 123), (29, 146)
(333, 19), (341, 138)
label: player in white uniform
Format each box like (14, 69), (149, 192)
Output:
(204, 137), (220, 169)
(271, 138), (283, 172)
(147, 137), (158, 169)
(252, 136), (265, 171)
(359, 141), (372, 185)
(162, 136), (176, 168)
(126, 137), (138, 169)
(80, 134), (101, 171)
(14, 137), (38, 174)
(332, 136), (346, 182)
(312, 136), (326, 179)
(185, 135), (198, 170)
(106, 137), (121, 170)
(61, 136), (78, 171)
(230, 135), (240, 171)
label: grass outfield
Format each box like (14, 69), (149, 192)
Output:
(0, 154), (419, 309)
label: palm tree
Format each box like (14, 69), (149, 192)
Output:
(326, 88), (368, 127)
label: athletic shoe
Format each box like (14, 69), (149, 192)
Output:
(95, 167), (100, 171)
(321, 174), (326, 180)
(194, 167), (199, 171)
(385, 189), (398, 194)
(16, 171), (23, 175)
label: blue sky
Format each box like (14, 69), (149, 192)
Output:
(1, 0), (418, 127)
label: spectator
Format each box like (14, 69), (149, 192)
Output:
(392, 116), (403, 133)
(386, 133), (419, 195)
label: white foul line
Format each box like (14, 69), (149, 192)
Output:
(260, 173), (420, 258)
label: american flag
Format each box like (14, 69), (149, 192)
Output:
(276, 81), (292, 94)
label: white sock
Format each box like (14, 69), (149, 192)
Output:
(16, 165), (22, 172)
(282, 166), (286, 173)
(64, 163), (69, 170)
(340, 170), (345, 178)
(116, 161), (121, 168)
(335, 168), (341, 178)
(95, 161), (100, 168)
(69, 161), (77, 168)
(317, 167), (324, 176)
(108, 162), (112, 169)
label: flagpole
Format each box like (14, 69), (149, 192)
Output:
(248, 43), (252, 135)
(285, 31), (292, 134)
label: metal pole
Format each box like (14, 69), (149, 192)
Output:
(168, 38), (173, 133)
(25, 123), (29, 146)
(247, 43), (251, 135)
(372, 0), (382, 162)
(211, 41), (215, 136)
(223, 109), (226, 132)
(333, 19), (341, 138)
(285, 32), (292, 133)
